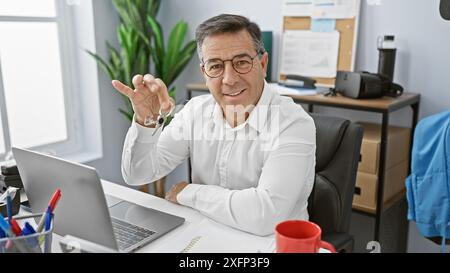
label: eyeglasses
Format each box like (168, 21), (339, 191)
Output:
(202, 52), (262, 78)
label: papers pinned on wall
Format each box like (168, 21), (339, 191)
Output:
(280, 30), (340, 79)
(312, 0), (359, 19)
(282, 0), (313, 17)
(282, 0), (359, 19)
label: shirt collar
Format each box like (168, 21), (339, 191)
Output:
(211, 80), (274, 133)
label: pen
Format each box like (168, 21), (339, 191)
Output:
(45, 206), (52, 231)
(0, 226), (5, 238)
(22, 222), (36, 235)
(0, 215), (8, 253)
(22, 222), (42, 253)
(6, 195), (12, 224)
(0, 227), (5, 253)
(37, 188), (61, 232)
(10, 219), (22, 236)
(0, 213), (13, 237)
(44, 206), (52, 253)
(0, 213), (31, 253)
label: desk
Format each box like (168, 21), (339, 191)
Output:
(185, 83), (421, 245)
(48, 180), (276, 253)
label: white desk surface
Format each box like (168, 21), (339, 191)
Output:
(44, 180), (332, 253)
(102, 180), (207, 253)
(49, 180), (275, 253)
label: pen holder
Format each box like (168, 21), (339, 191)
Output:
(0, 213), (54, 253)
(0, 188), (21, 217)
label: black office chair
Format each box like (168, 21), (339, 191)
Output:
(307, 114), (363, 253)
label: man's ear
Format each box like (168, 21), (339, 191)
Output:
(260, 52), (269, 79)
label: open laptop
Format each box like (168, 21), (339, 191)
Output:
(12, 147), (185, 253)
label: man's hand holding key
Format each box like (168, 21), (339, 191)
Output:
(112, 74), (174, 128)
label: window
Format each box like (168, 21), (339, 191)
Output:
(0, 0), (83, 159)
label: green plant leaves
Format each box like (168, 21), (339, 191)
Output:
(147, 16), (165, 77)
(85, 50), (114, 80)
(86, 0), (194, 123)
(147, 16), (197, 89)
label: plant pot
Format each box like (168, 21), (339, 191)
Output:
(138, 176), (166, 198)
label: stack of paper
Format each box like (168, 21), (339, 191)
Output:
(269, 83), (328, 96)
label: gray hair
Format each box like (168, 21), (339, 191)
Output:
(195, 14), (265, 61)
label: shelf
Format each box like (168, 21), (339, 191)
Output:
(352, 189), (406, 215)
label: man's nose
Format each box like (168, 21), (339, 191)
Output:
(222, 61), (239, 85)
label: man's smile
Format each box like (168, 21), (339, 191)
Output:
(224, 88), (246, 97)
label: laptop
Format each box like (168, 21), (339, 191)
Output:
(12, 147), (185, 253)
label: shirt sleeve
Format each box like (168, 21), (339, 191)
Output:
(177, 141), (316, 236)
(121, 105), (191, 186)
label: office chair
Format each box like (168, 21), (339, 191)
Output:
(307, 114), (363, 253)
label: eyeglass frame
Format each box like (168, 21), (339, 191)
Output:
(201, 50), (265, 78)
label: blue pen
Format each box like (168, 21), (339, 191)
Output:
(44, 206), (52, 253)
(0, 213), (13, 236)
(0, 224), (5, 253)
(6, 195), (12, 223)
(0, 213), (12, 253)
(22, 222), (42, 253)
(0, 213), (34, 253)
(45, 206), (52, 231)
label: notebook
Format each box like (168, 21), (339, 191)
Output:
(155, 218), (275, 253)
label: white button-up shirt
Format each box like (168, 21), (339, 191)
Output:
(122, 82), (316, 236)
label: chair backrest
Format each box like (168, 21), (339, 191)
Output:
(307, 114), (363, 235)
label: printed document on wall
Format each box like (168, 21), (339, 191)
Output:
(282, 0), (313, 16)
(312, 0), (359, 19)
(280, 30), (340, 78)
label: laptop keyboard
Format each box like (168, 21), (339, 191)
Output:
(111, 217), (156, 251)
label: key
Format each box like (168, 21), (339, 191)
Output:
(151, 103), (175, 136)
(152, 113), (166, 136)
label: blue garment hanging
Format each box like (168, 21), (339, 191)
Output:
(405, 110), (450, 253)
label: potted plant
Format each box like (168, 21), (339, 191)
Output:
(87, 0), (197, 196)
(87, 0), (196, 121)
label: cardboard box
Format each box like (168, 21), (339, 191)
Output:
(357, 122), (411, 175)
(353, 160), (409, 213)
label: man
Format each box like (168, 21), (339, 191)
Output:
(112, 14), (316, 236)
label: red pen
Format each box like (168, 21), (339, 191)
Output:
(10, 219), (22, 236)
(49, 188), (62, 213)
(36, 188), (61, 232)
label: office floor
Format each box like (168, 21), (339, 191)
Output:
(349, 198), (408, 253)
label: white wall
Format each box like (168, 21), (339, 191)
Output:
(84, 0), (130, 185)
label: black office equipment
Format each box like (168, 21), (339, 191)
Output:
(335, 71), (403, 99)
(1, 163), (23, 189)
(440, 0), (450, 20)
(0, 187), (21, 217)
(1, 164), (19, 175)
(280, 74), (317, 89)
(377, 35), (396, 81)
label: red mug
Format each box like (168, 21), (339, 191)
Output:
(275, 220), (336, 253)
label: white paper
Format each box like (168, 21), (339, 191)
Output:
(154, 218), (275, 253)
(269, 83), (329, 96)
(280, 30), (340, 78)
(312, 0), (359, 19)
(282, 0), (313, 16)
